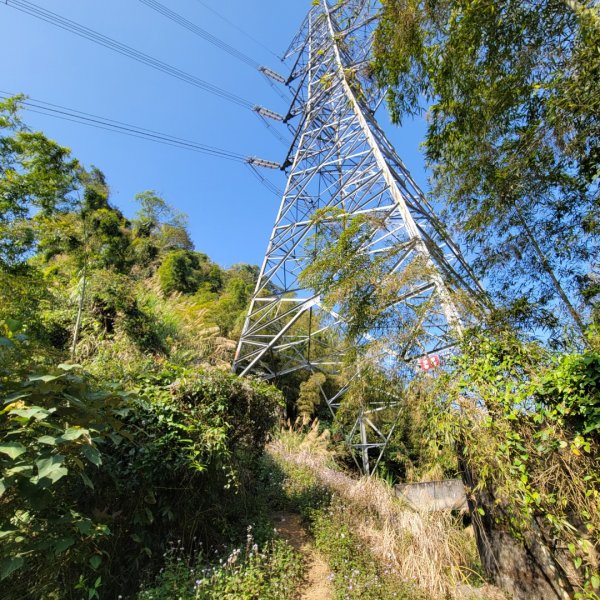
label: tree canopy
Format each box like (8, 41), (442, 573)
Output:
(373, 0), (599, 342)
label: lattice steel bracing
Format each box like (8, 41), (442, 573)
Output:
(234, 0), (485, 473)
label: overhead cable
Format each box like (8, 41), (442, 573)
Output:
(4, 0), (254, 109)
(256, 114), (292, 147)
(0, 92), (246, 162)
(138, 0), (259, 69)
(191, 0), (282, 61)
(246, 163), (284, 198)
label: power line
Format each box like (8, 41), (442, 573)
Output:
(0, 92), (246, 162)
(1, 92), (286, 196)
(138, 0), (259, 69)
(4, 0), (254, 109)
(256, 114), (291, 147)
(246, 163), (284, 198)
(191, 0), (282, 61)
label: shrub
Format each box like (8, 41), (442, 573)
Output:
(85, 367), (283, 597)
(441, 331), (600, 597)
(538, 351), (600, 439)
(1, 339), (283, 599)
(138, 533), (304, 600)
(0, 361), (129, 598)
(157, 251), (222, 296)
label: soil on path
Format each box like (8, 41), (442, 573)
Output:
(272, 511), (334, 600)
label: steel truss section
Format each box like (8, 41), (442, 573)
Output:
(234, 0), (485, 474)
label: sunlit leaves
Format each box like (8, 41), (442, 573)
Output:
(0, 97), (81, 269)
(373, 1), (599, 338)
(0, 442), (26, 460)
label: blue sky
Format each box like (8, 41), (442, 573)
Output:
(0, 0), (429, 268)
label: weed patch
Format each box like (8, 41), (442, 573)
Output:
(266, 429), (492, 599)
(138, 528), (304, 599)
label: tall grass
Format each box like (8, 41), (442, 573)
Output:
(270, 423), (505, 599)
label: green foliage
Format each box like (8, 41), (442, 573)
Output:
(0, 319), (283, 598)
(297, 372), (327, 421)
(300, 208), (480, 365)
(0, 95), (285, 599)
(0, 96), (81, 270)
(0, 364), (283, 598)
(132, 191), (192, 269)
(0, 269), (65, 354)
(258, 454), (331, 521)
(0, 360), (129, 597)
(158, 250), (222, 296)
(373, 0), (599, 337)
(385, 376), (458, 482)
(312, 502), (421, 600)
(207, 276), (254, 337)
(86, 270), (166, 353)
(138, 536), (303, 600)
(430, 330), (600, 597)
(539, 351), (600, 437)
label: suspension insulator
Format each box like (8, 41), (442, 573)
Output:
(246, 156), (281, 170)
(252, 105), (285, 122)
(258, 66), (287, 84)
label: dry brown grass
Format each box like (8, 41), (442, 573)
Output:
(270, 422), (506, 600)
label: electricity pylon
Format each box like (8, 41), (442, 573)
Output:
(234, 0), (485, 473)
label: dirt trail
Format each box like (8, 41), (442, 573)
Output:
(272, 511), (334, 600)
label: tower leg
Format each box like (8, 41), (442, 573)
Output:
(359, 412), (370, 476)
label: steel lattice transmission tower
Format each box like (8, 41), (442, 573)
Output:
(234, 0), (485, 473)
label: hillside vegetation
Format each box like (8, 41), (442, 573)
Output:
(0, 96), (296, 599)
(1, 0), (600, 590)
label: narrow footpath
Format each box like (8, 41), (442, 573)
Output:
(272, 511), (334, 600)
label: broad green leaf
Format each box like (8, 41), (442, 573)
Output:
(0, 529), (16, 539)
(5, 319), (21, 333)
(108, 432), (123, 446)
(28, 374), (63, 383)
(36, 455), (68, 484)
(5, 465), (33, 477)
(54, 537), (75, 556)
(57, 363), (81, 371)
(60, 427), (87, 442)
(80, 472), (94, 490)
(37, 436), (58, 446)
(0, 479), (5, 497)
(76, 520), (93, 535)
(89, 555), (102, 570)
(0, 442), (26, 460)
(0, 556), (24, 580)
(82, 445), (102, 467)
(2, 391), (30, 404)
(10, 407), (51, 421)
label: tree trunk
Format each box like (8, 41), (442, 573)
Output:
(457, 445), (576, 600)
